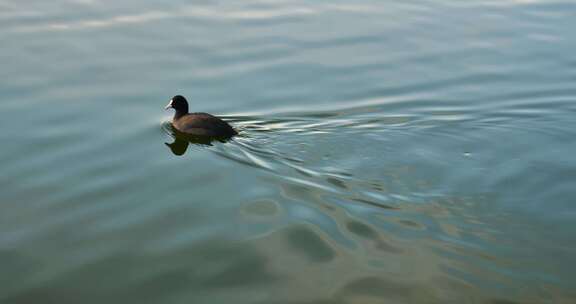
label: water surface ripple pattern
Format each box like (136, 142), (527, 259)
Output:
(1, 0), (576, 303)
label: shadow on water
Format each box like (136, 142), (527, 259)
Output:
(162, 123), (235, 156)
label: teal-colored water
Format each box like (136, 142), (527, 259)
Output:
(1, 0), (576, 303)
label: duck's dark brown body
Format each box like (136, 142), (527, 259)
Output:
(166, 95), (237, 138)
(173, 112), (237, 137)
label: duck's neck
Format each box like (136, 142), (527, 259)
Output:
(173, 108), (188, 120)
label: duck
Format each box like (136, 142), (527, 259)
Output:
(165, 95), (237, 137)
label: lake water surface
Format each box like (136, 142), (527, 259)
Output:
(1, 0), (576, 303)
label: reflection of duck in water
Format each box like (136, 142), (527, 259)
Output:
(164, 124), (233, 156)
(165, 95), (237, 137)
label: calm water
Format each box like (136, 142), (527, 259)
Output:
(1, 0), (576, 303)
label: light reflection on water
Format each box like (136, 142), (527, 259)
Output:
(1, 0), (576, 303)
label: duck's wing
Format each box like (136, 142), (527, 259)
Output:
(175, 113), (237, 136)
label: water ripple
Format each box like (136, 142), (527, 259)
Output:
(3, 0), (576, 302)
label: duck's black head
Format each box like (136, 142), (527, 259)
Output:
(165, 95), (189, 116)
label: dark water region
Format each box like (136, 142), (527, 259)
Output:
(1, 0), (576, 303)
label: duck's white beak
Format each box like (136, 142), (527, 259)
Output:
(164, 99), (173, 110)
